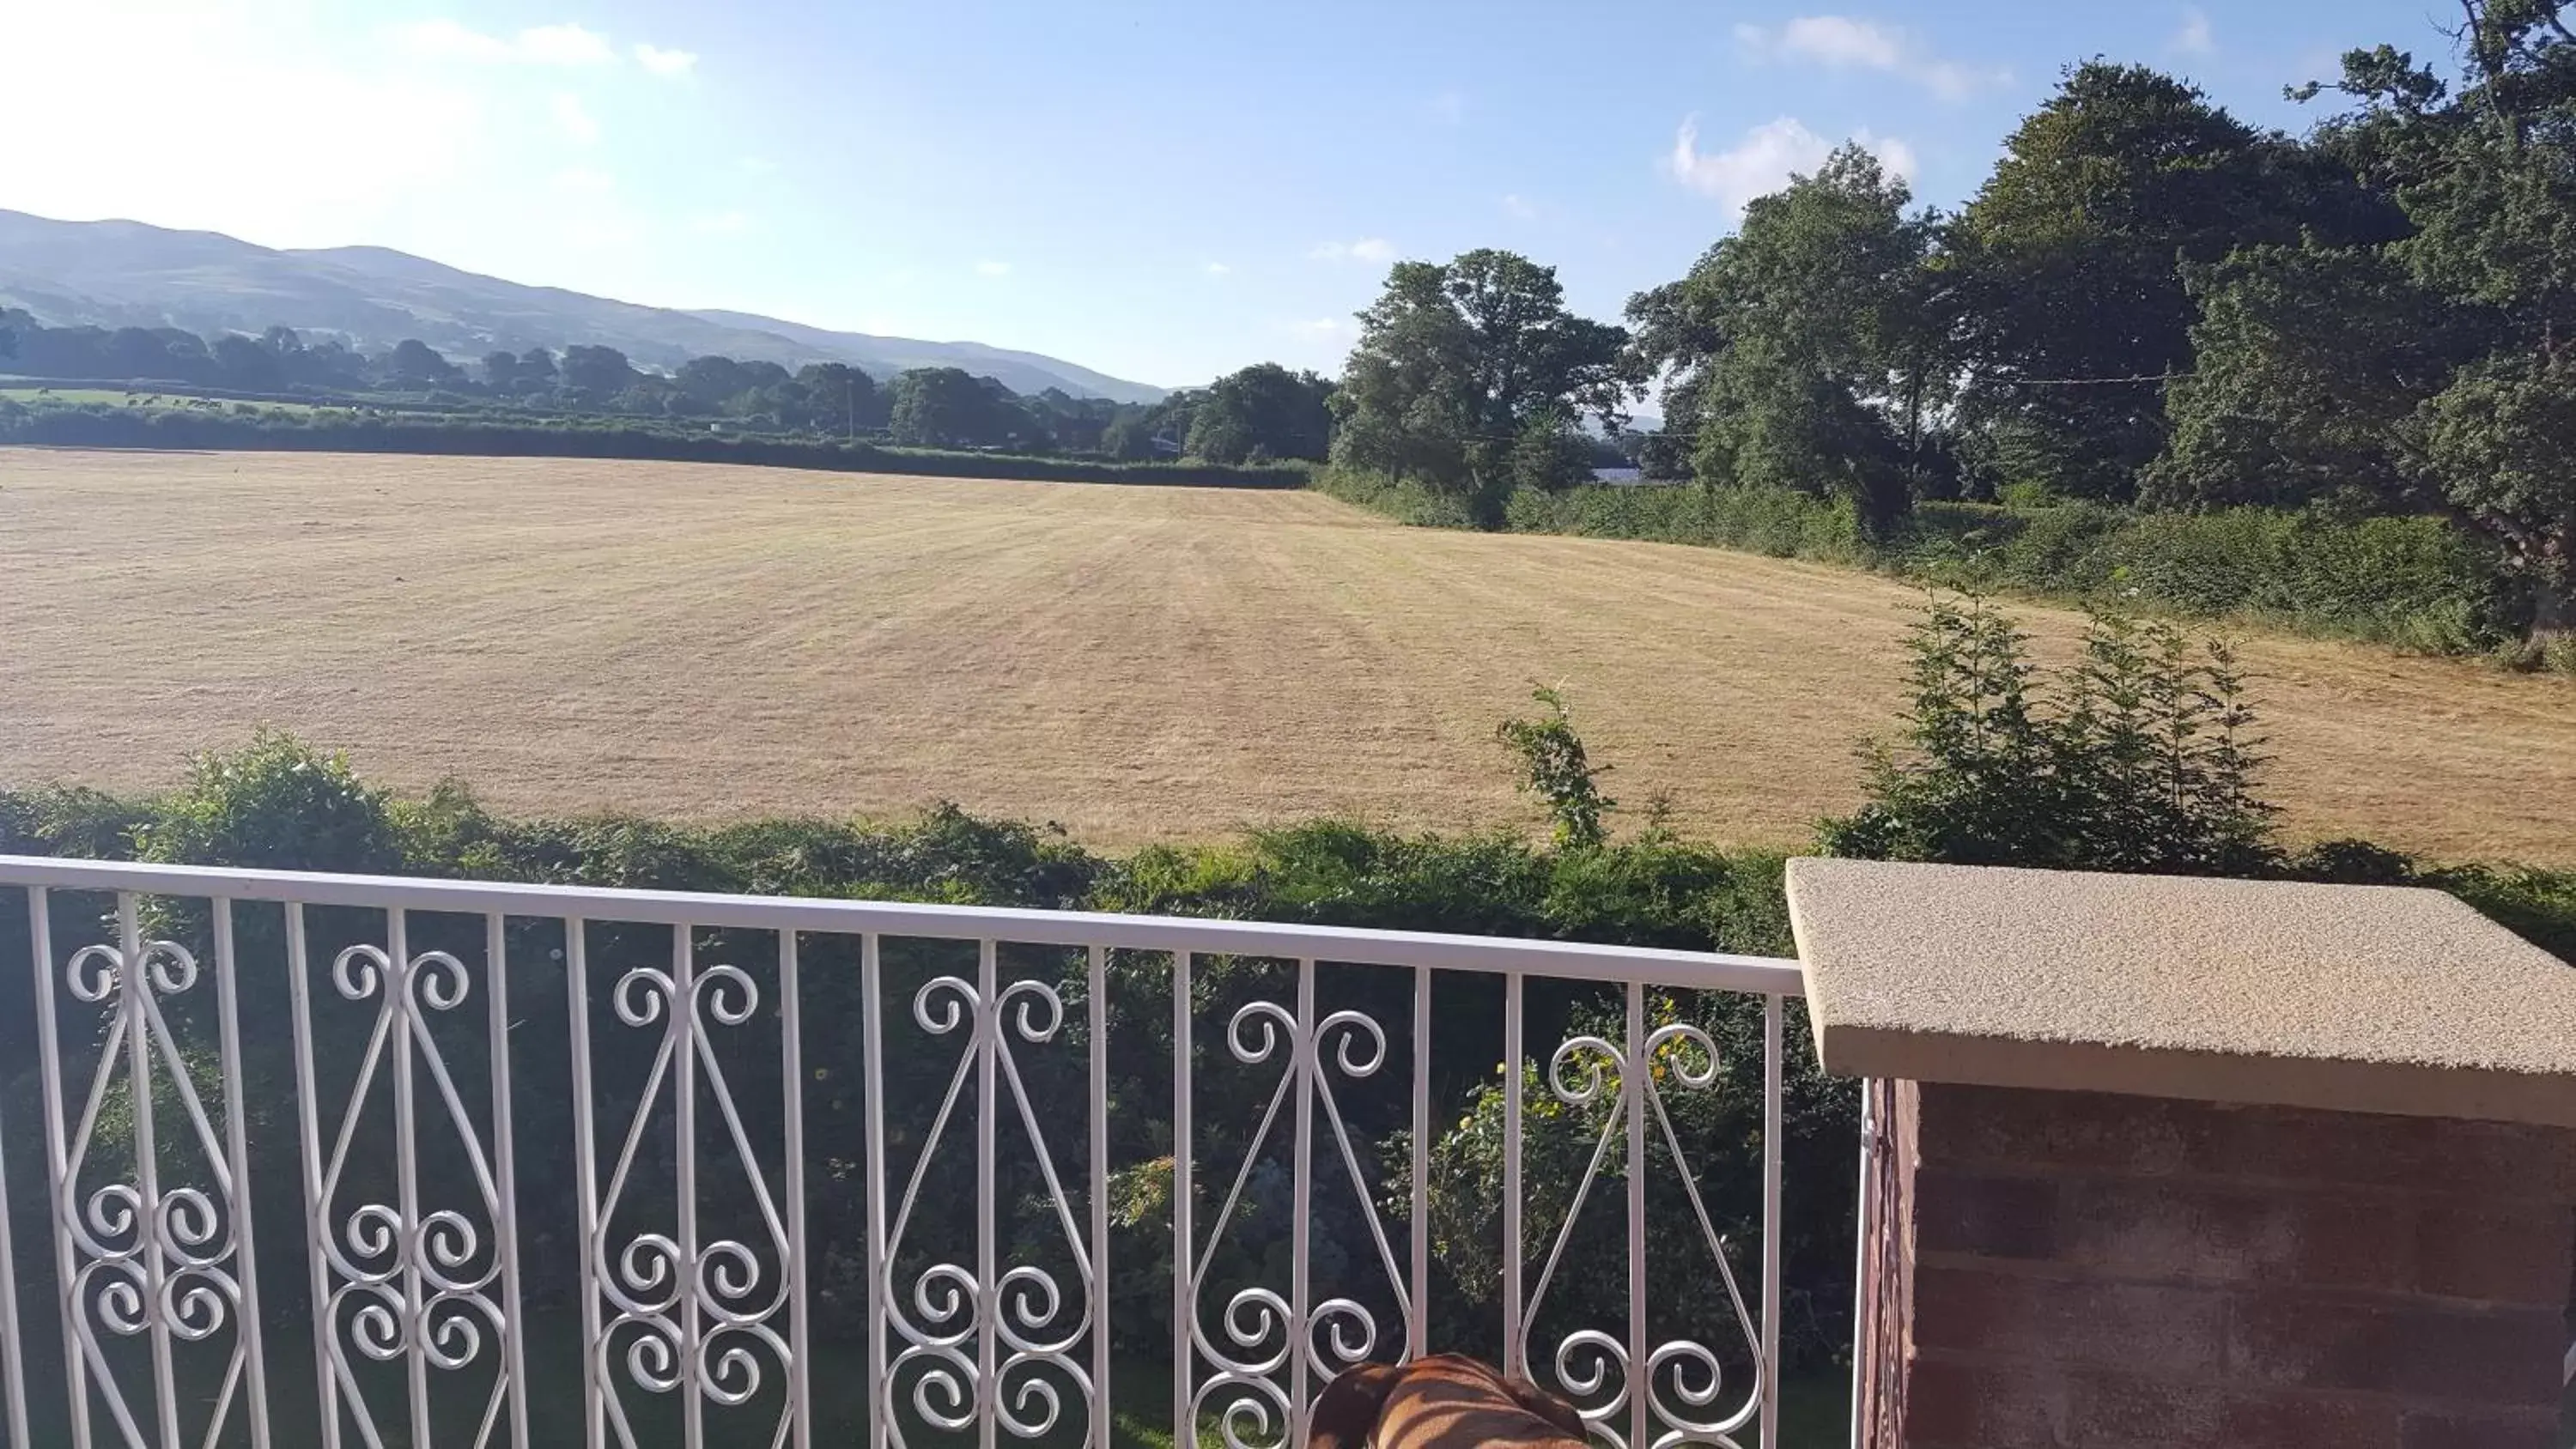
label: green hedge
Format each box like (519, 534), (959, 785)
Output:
(0, 399), (1312, 489)
(1322, 470), (2517, 656)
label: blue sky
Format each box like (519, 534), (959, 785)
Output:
(13, 0), (2460, 390)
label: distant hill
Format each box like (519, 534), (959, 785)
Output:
(0, 209), (1166, 403)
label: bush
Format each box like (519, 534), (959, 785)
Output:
(1326, 471), (2512, 655)
(1817, 597), (2276, 876)
(133, 730), (404, 872)
(1496, 686), (1616, 849)
(0, 399), (1311, 491)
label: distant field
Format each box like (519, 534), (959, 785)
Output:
(0, 386), (325, 412)
(3, 448), (2571, 864)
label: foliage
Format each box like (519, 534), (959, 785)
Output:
(1394, 989), (1855, 1374)
(132, 729), (404, 873)
(1817, 597), (2278, 876)
(1943, 63), (2389, 502)
(1495, 686), (1618, 849)
(0, 397), (1310, 488)
(1628, 146), (1943, 532)
(889, 366), (1031, 449)
(1183, 363), (1335, 464)
(1330, 250), (1628, 524)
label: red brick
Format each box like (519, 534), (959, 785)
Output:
(1894, 1357), (1986, 1444)
(2050, 1179), (2301, 1285)
(2399, 1407), (2559, 1449)
(2227, 1294), (2564, 1406)
(1914, 1082), (2576, 1199)
(1905, 1362), (2403, 1448)
(2411, 1202), (2574, 1306)
(1914, 1084), (2215, 1177)
(1912, 1265), (2227, 1375)
(2281, 1191), (2420, 1294)
(2208, 1108), (2576, 1200)
(2220, 1392), (2400, 1449)
(1916, 1170), (2060, 1261)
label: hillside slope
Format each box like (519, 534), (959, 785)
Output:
(0, 209), (1163, 401)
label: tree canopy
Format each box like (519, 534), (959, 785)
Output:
(1329, 249), (1627, 520)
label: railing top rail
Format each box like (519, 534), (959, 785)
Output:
(0, 853), (1806, 994)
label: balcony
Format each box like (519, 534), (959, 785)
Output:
(0, 854), (1814, 1449)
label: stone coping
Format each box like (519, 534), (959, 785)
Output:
(1784, 858), (2576, 1127)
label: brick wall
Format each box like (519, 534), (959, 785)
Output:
(1865, 1080), (2576, 1449)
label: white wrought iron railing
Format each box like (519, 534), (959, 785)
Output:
(0, 854), (1811, 1449)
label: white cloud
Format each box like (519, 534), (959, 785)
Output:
(1735, 15), (2008, 101)
(1664, 114), (1916, 214)
(1309, 238), (1396, 264)
(691, 210), (751, 235)
(2172, 7), (2215, 57)
(634, 42), (698, 77)
(976, 259), (1012, 276)
(1291, 318), (1353, 338)
(552, 166), (615, 193)
(1203, 261), (1232, 276)
(519, 23), (615, 65)
(552, 93), (601, 144)
(397, 19), (615, 67)
(1502, 193), (1539, 220)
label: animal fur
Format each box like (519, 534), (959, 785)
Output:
(1307, 1355), (1590, 1449)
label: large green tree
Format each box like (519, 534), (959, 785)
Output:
(890, 367), (1021, 449)
(1184, 363), (1334, 463)
(794, 362), (884, 435)
(1329, 249), (1627, 522)
(1628, 144), (1943, 531)
(2154, 7), (2576, 640)
(1948, 63), (2389, 500)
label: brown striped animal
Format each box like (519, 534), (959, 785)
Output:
(1308, 1355), (1590, 1449)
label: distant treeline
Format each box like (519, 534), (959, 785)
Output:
(0, 400), (1311, 489)
(0, 309), (1348, 466)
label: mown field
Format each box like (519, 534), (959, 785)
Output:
(3, 448), (2571, 864)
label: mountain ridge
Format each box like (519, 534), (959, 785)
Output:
(0, 209), (1166, 403)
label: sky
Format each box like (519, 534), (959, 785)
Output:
(5, 0), (2470, 391)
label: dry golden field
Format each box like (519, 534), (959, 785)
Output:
(2, 448), (2570, 864)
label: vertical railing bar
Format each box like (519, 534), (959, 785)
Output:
(285, 904), (341, 1449)
(566, 917), (606, 1449)
(1170, 951), (1194, 1449)
(860, 934), (890, 1449)
(1762, 1003), (1783, 1449)
(975, 938), (998, 1449)
(780, 931), (811, 1449)
(1624, 981), (1646, 1449)
(676, 926), (703, 1449)
(27, 885), (94, 1449)
(122, 894), (179, 1449)
(1290, 959), (1314, 1443)
(0, 893), (31, 1449)
(1501, 972), (1523, 1379)
(390, 908), (429, 1449)
(488, 912), (531, 1449)
(1845, 1079), (1875, 1449)
(1760, 996), (1783, 1449)
(1407, 966), (1428, 1364)
(1085, 945), (1109, 1449)
(210, 900), (270, 1449)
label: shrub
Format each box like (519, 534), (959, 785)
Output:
(1327, 471), (2512, 655)
(133, 730), (402, 872)
(1816, 597), (2278, 876)
(1496, 686), (1616, 850)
